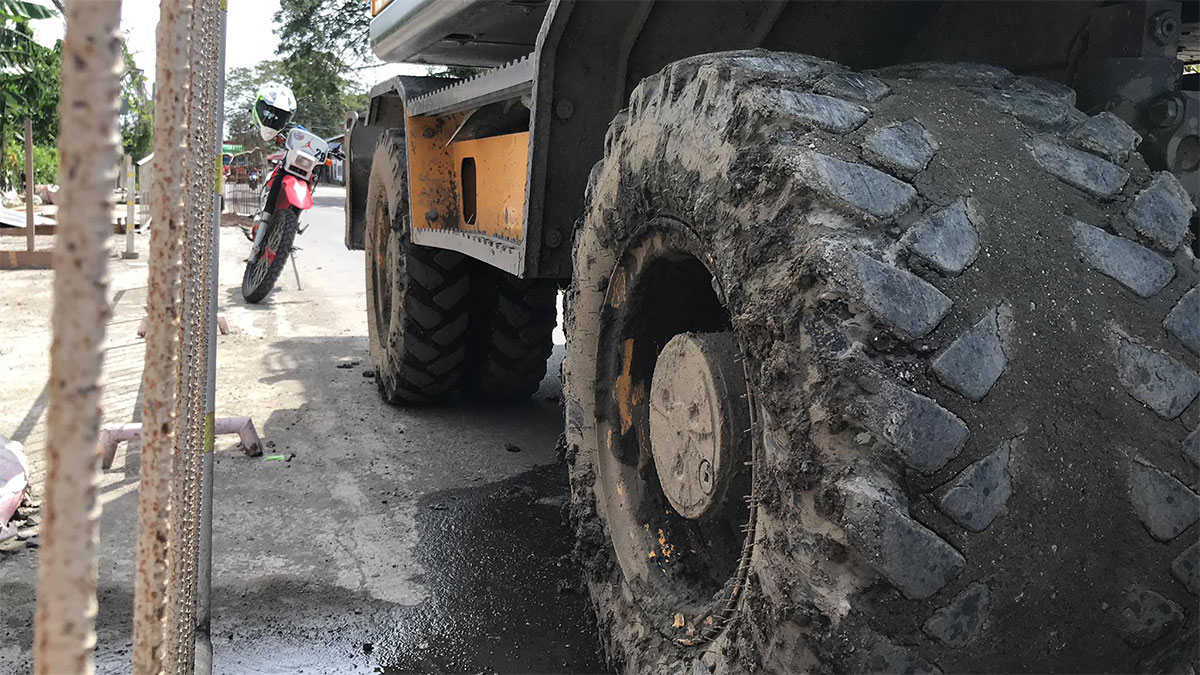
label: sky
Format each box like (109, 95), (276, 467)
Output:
(29, 0), (424, 90)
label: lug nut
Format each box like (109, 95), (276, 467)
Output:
(1145, 96), (1182, 128)
(698, 459), (714, 493)
(1150, 11), (1179, 46)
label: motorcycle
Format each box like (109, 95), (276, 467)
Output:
(240, 126), (342, 303)
(247, 167), (260, 191)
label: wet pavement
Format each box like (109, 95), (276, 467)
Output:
(0, 186), (610, 674)
(192, 464), (608, 675)
(384, 463), (603, 673)
(176, 463), (608, 675)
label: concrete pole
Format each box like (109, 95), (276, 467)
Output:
(31, 2), (123, 674)
(25, 118), (34, 252)
(124, 154), (138, 258)
(132, 0), (192, 672)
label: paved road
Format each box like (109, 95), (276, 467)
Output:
(0, 186), (607, 674)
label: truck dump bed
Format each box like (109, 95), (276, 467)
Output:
(370, 0), (548, 67)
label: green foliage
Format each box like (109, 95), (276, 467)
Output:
(225, 1), (371, 152)
(0, 138), (51, 187)
(432, 66), (486, 79)
(30, 143), (53, 182)
(0, 0), (55, 72)
(0, 0), (53, 21)
(224, 60), (285, 154)
(0, 12), (58, 188)
(273, 0), (382, 133)
(120, 41), (153, 159)
(282, 49), (362, 138)
(2, 33), (57, 140)
(274, 0), (370, 66)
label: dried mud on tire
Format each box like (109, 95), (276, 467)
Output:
(564, 51), (1199, 675)
(365, 130), (558, 405)
(463, 265), (558, 402)
(365, 129), (473, 405)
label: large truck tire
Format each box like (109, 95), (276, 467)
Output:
(365, 129), (473, 404)
(564, 50), (1198, 674)
(465, 265), (558, 401)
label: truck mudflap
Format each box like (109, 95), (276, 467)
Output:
(343, 111), (383, 251)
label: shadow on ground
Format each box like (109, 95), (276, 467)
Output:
(0, 291), (607, 674)
(206, 336), (603, 674)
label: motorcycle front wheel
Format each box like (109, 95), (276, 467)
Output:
(241, 207), (299, 303)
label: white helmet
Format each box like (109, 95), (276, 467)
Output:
(252, 83), (297, 141)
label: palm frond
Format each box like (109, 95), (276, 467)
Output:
(0, 1), (56, 22)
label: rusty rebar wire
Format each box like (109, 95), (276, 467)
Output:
(132, 0), (194, 671)
(32, 2), (124, 673)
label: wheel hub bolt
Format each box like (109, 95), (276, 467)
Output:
(699, 459), (714, 493)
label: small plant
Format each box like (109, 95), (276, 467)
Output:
(31, 145), (55, 184)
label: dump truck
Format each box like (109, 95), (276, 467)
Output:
(343, 1), (1199, 672)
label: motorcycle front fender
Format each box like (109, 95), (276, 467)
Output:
(275, 174), (312, 212)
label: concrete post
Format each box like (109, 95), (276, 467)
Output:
(124, 154), (138, 259)
(25, 118), (34, 253)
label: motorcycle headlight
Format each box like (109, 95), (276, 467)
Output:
(292, 153), (316, 172)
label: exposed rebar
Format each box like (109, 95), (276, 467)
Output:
(32, 2), (124, 673)
(132, 0), (193, 671)
(196, 8), (228, 670)
(166, 0), (219, 669)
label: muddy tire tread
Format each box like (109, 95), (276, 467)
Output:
(565, 50), (1198, 675)
(366, 129), (473, 405)
(464, 266), (557, 401)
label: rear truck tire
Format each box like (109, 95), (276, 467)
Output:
(365, 129), (473, 404)
(564, 50), (1199, 674)
(464, 264), (558, 401)
(241, 207), (299, 304)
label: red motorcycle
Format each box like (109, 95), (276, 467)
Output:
(241, 126), (341, 303)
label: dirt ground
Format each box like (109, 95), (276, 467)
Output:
(0, 186), (607, 674)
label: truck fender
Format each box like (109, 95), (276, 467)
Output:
(344, 111), (384, 250)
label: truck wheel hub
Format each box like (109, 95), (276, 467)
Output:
(649, 332), (750, 520)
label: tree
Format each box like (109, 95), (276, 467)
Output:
(2, 31), (57, 141)
(119, 40), (153, 159)
(282, 49), (362, 138)
(272, 1), (360, 136)
(224, 60), (285, 154)
(223, 0), (413, 160)
(0, 0), (54, 72)
(273, 0), (484, 80)
(0, 1), (56, 187)
(225, 56), (362, 152)
(274, 0), (370, 66)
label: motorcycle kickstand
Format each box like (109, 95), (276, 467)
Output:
(290, 249), (303, 291)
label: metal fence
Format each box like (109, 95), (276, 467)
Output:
(224, 180), (262, 217)
(33, 1), (227, 674)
